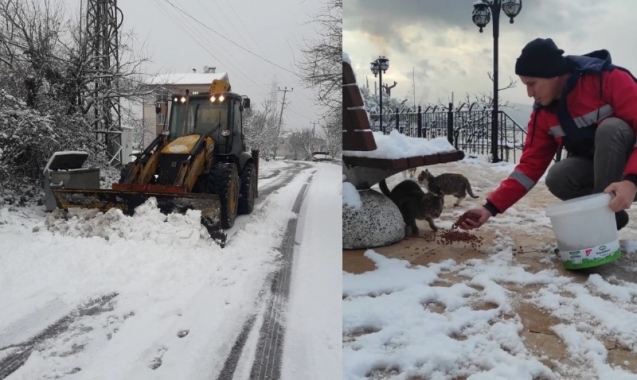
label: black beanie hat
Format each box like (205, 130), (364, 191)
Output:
(515, 38), (570, 78)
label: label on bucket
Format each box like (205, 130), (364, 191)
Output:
(560, 240), (621, 268)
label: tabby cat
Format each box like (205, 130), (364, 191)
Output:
(379, 179), (444, 235)
(418, 169), (478, 206)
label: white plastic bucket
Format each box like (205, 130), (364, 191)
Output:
(545, 193), (621, 269)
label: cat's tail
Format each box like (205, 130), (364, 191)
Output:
(466, 181), (479, 198)
(378, 179), (391, 197)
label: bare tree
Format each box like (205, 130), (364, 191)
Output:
(382, 81), (398, 97)
(487, 71), (518, 92)
(296, 0), (342, 111)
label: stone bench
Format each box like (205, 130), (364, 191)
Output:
(342, 57), (468, 249)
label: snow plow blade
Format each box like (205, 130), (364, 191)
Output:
(51, 188), (227, 247)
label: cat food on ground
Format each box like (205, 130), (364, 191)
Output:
(421, 226), (484, 250)
(438, 230), (484, 249)
(452, 212), (481, 229)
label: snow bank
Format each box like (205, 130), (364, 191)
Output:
(43, 198), (210, 247)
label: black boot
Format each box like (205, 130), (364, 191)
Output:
(616, 210), (629, 230)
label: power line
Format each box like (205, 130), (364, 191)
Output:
(165, 0), (285, 92)
(225, 0), (271, 60)
(162, 0), (297, 76)
(285, 107), (314, 120)
(151, 0), (271, 99)
(155, 0), (259, 86)
(195, 0), (277, 81)
(201, 0), (250, 47)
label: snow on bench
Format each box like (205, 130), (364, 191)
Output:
(342, 56), (464, 189)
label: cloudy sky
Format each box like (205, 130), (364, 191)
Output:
(62, 0), (325, 131)
(344, 0), (637, 124)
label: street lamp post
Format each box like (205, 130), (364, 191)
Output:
(370, 56), (389, 134)
(472, 0), (522, 163)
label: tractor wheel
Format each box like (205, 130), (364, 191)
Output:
(118, 162), (134, 183)
(208, 163), (239, 229)
(238, 162), (257, 214)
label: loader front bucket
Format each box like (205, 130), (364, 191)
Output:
(51, 188), (227, 247)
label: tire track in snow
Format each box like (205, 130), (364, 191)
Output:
(225, 161), (314, 242)
(0, 293), (118, 379)
(257, 162), (313, 198)
(215, 173), (314, 380)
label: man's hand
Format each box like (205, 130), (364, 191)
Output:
(457, 207), (493, 230)
(604, 180), (637, 212)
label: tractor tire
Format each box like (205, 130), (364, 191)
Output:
(208, 163), (239, 229)
(238, 162), (257, 214)
(118, 162), (134, 183)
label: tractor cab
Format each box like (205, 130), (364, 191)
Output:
(165, 79), (250, 155)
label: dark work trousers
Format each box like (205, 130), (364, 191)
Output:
(545, 117), (637, 203)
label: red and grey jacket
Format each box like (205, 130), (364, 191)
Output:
(485, 49), (637, 216)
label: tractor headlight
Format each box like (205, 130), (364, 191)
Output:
(180, 97), (186, 103)
(221, 129), (231, 137)
(218, 95), (225, 102)
(210, 96), (216, 102)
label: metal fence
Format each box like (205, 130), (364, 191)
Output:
(369, 104), (565, 164)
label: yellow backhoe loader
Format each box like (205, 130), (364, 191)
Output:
(52, 79), (258, 248)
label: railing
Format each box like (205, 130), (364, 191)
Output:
(369, 104), (565, 164)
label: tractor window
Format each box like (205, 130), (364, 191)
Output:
(195, 103), (227, 136)
(169, 102), (196, 137)
(170, 99), (228, 137)
(233, 100), (241, 132)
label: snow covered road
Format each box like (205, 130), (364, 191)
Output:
(0, 160), (340, 380)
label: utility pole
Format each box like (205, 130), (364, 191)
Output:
(274, 86), (293, 158)
(310, 121), (319, 152)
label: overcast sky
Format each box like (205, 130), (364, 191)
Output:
(62, 0), (325, 131)
(344, 0), (637, 122)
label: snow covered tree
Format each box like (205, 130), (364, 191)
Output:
(359, 85), (411, 115)
(321, 109), (342, 158)
(0, 90), (107, 203)
(288, 129), (315, 161)
(0, 0), (151, 200)
(243, 81), (282, 160)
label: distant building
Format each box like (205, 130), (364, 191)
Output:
(141, 67), (230, 139)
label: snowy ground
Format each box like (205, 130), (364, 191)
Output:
(0, 160), (341, 380)
(343, 156), (637, 380)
